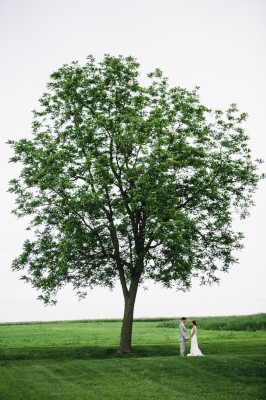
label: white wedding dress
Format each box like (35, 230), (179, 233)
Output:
(187, 327), (204, 356)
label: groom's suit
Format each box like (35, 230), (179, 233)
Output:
(179, 322), (187, 356)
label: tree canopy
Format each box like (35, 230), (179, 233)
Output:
(8, 54), (263, 353)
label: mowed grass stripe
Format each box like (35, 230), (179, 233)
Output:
(0, 355), (265, 400)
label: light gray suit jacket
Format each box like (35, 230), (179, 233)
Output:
(179, 322), (187, 342)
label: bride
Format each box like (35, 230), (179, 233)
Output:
(187, 320), (204, 356)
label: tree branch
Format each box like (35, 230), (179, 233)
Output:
(177, 159), (223, 210)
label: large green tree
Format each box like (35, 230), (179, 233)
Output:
(8, 55), (262, 353)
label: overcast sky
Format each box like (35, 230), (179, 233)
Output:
(0, 0), (265, 323)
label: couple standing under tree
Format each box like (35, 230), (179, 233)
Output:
(179, 317), (204, 357)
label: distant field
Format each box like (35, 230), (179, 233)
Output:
(2, 313), (265, 330)
(157, 313), (266, 331)
(0, 315), (265, 400)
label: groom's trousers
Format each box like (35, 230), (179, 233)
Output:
(180, 340), (186, 356)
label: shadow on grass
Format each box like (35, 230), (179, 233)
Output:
(0, 340), (263, 361)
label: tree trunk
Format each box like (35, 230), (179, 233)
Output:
(118, 276), (139, 354)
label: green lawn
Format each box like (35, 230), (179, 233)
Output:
(0, 315), (265, 399)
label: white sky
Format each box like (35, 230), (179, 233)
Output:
(0, 0), (265, 322)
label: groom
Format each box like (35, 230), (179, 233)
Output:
(179, 317), (188, 356)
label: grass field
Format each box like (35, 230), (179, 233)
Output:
(0, 315), (265, 399)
